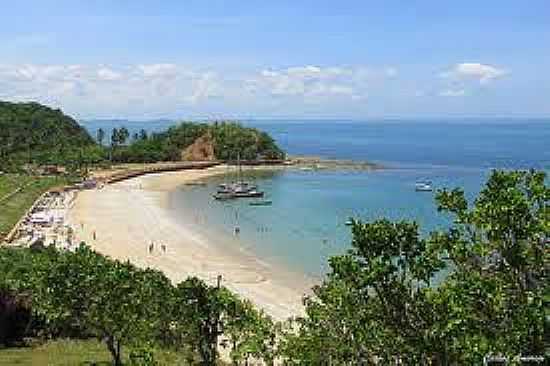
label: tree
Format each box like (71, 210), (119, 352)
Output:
(119, 127), (130, 145)
(97, 128), (105, 146)
(281, 170), (549, 364)
(224, 299), (276, 366)
(78, 251), (173, 365)
(172, 277), (224, 365)
(111, 128), (119, 147)
(35, 245), (173, 365)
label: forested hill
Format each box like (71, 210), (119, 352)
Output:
(0, 101), (284, 170)
(0, 101), (95, 155)
(105, 121), (286, 163)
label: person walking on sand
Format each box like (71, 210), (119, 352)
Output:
(149, 242), (154, 254)
(161, 244), (166, 253)
(92, 230), (96, 240)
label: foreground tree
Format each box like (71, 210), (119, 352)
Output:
(281, 170), (548, 364)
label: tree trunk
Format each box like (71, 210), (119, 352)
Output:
(106, 335), (122, 366)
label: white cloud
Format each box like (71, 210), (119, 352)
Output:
(246, 65), (392, 101)
(442, 62), (507, 84)
(439, 89), (466, 97)
(137, 63), (179, 78)
(0, 63), (401, 117)
(97, 67), (121, 81)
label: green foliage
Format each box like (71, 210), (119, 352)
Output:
(0, 101), (95, 169)
(0, 101), (283, 169)
(109, 121), (285, 164)
(97, 128), (106, 145)
(281, 170), (549, 364)
(209, 121), (284, 161)
(0, 244), (276, 365)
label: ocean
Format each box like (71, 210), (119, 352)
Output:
(83, 119), (550, 278)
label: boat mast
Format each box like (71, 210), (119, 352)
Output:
(237, 151), (242, 182)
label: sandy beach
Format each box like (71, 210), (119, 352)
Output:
(67, 166), (313, 321)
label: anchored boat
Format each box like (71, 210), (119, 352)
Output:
(415, 181), (433, 192)
(249, 200), (272, 206)
(214, 153), (265, 199)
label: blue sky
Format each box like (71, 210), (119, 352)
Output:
(1, 0), (549, 119)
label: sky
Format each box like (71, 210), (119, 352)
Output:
(1, 0), (549, 120)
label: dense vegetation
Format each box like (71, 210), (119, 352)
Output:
(108, 121), (285, 163)
(0, 101), (284, 172)
(0, 101), (96, 169)
(1, 170), (547, 364)
(0, 244), (275, 365)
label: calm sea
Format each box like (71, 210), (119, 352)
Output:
(83, 119), (550, 277)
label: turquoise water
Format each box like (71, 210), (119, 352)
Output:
(169, 167), (489, 278)
(83, 119), (550, 278)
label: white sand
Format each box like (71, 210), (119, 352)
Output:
(67, 166), (313, 320)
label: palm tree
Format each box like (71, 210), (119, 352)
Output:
(110, 128), (119, 162)
(97, 128), (105, 146)
(118, 127), (130, 145)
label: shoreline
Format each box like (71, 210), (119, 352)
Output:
(67, 165), (315, 320)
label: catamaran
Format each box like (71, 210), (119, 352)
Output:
(214, 153), (265, 200)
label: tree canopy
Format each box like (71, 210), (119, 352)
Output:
(0, 244), (276, 365)
(112, 121), (285, 163)
(0, 101), (95, 158)
(0, 101), (284, 171)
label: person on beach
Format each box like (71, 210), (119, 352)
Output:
(161, 244), (166, 253)
(149, 242), (154, 253)
(235, 226), (240, 235)
(92, 230), (96, 240)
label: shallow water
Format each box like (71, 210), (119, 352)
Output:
(169, 166), (489, 277)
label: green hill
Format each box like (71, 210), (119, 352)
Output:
(0, 101), (95, 160)
(117, 121), (285, 163)
(0, 101), (284, 169)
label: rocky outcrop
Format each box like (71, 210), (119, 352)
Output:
(180, 133), (215, 161)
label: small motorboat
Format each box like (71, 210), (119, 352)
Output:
(213, 192), (236, 200)
(249, 200), (272, 206)
(233, 190), (264, 198)
(415, 181), (433, 192)
(345, 219), (353, 226)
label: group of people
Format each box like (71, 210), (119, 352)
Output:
(148, 241), (167, 254)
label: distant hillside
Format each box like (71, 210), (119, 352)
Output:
(121, 121), (285, 163)
(0, 102), (284, 170)
(0, 101), (95, 157)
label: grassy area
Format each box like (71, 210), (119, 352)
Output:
(0, 339), (192, 365)
(0, 174), (32, 198)
(0, 174), (70, 237)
